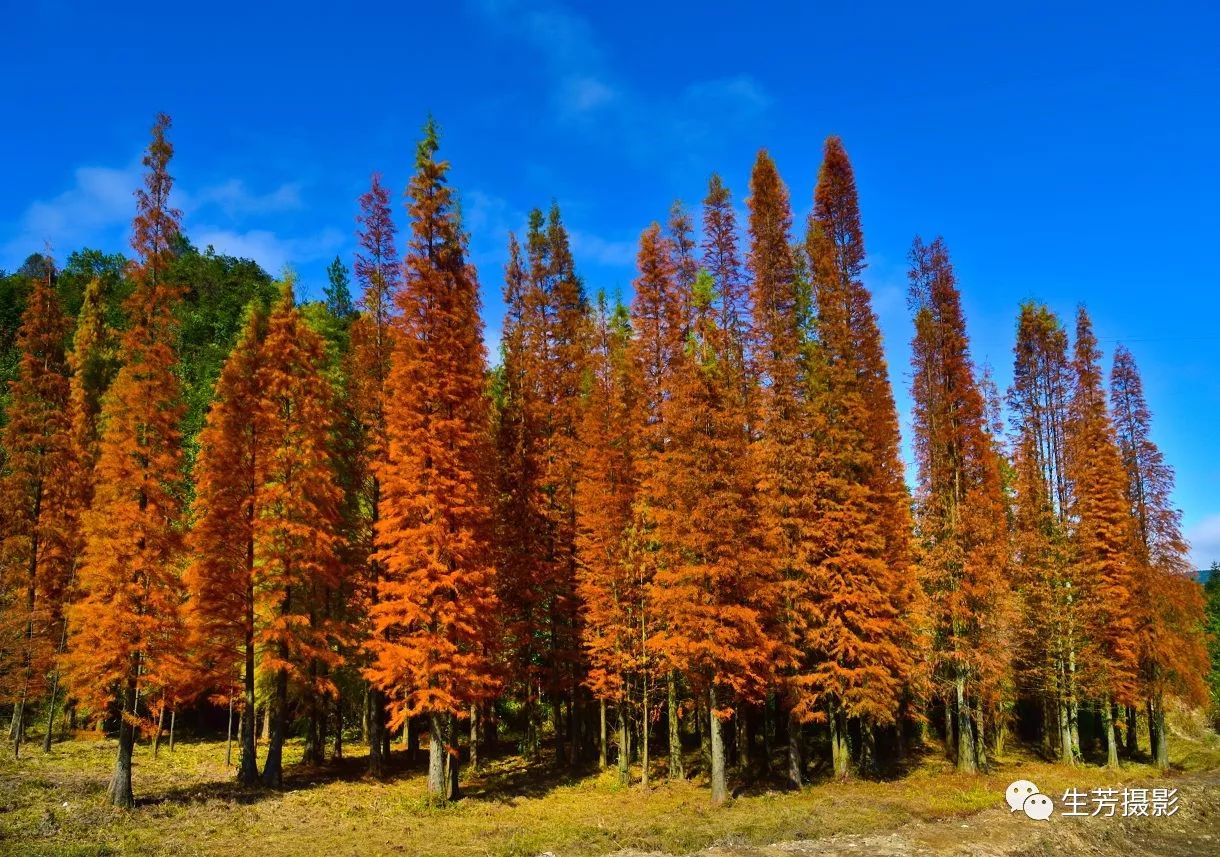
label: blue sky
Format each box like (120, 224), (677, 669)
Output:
(2, 1), (1218, 566)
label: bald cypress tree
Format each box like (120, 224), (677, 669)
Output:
(806, 137), (916, 775)
(255, 283), (344, 787)
(365, 120), (499, 801)
(64, 114), (187, 807)
(1064, 309), (1140, 767)
(908, 236), (1012, 773)
(349, 172), (402, 777)
(649, 269), (776, 803)
(744, 150), (813, 784)
(1109, 345), (1208, 767)
(574, 294), (640, 782)
(1008, 303), (1078, 763)
(0, 261), (73, 757)
(185, 306), (267, 785)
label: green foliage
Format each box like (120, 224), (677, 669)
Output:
(170, 242), (278, 459)
(1205, 562), (1220, 724)
(324, 255), (355, 320)
(57, 249), (131, 325)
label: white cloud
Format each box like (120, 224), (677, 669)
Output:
(561, 76), (619, 114)
(681, 76), (773, 118)
(1187, 513), (1220, 570)
(470, 0), (770, 146)
(568, 228), (636, 267)
(3, 163), (140, 263)
(192, 227), (343, 275)
(183, 179), (304, 218)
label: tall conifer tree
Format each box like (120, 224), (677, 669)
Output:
(908, 236), (1012, 773)
(65, 114), (187, 807)
(0, 262), (73, 756)
(806, 138), (914, 775)
(365, 120), (499, 800)
(349, 172), (402, 776)
(1110, 345), (1209, 767)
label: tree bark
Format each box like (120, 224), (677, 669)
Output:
(108, 674), (137, 808)
(1058, 697), (1074, 766)
(42, 670), (60, 753)
(469, 703), (480, 772)
(640, 676), (650, 789)
(829, 700), (850, 780)
(152, 703), (166, 758)
(333, 688), (343, 760)
(617, 704), (630, 785)
(427, 712), (447, 799)
(237, 623), (259, 783)
(1102, 697), (1119, 768)
(668, 673), (683, 779)
(787, 708), (802, 788)
(599, 699), (607, 770)
(710, 686), (727, 804)
(261, 666), (288, 788)
(1153, 696), (1169, 770)
(955, 673), (976, 773)
(735, 702), (749, 770)
(367, 686), (386, 777)
(447, 713), (460, 799)
(225, 695), (234, 767)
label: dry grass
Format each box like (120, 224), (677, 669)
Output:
(1, 726), (1217, 857)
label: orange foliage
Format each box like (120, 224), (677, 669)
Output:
(364, 121), (499, 730)
(0, 263), (74, 721)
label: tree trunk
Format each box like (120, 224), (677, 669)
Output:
(333, 688), (343, 760)
(640, 678), (650, 789)
(427, 712), (447, 799)
(1058, 697), (1074, 766)
(943, 694), (954, 758)
(735, 702), (749, 770)
(955, 673), (976, 773)
(409, 714), (420, 763)
(261, 667), (288, 788)
(169, 710), (176, 752)
(1146, 697), (1157, 756)
(469, 703), (480, 772)
(787, 708), (802, 788)
(1102, 697), (1119, 768)
(829, 700), (849, 780)
(238, 628), (259, 784)
(668, 673), (683, 779)
(447, 713), (460, 799)
(1153, 696), (1169, 770)
(367, 686), (386, 777)
(152, 703), (166, 759)
(225, 695), (234, 767)
(763, 693), (775, 773)
(973, 698), (987, 771)
(42, 671), (61, 753)
(1124, 704), (1138, 755)
(108, 675), (138, 808)
(710, 686), (727, 804)
(617, 704), (630, 785)
(599, 700), (607, 770)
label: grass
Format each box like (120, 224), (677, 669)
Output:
(1, 724), (1217, 857)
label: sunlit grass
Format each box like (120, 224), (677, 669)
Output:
(1, 724), (1215, 856)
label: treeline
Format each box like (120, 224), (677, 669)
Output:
(0, 114), (1211, 808)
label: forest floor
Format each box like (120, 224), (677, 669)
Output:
(1, 722), (1218, 857)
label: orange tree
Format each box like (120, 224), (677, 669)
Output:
(364, 120), (499, 800)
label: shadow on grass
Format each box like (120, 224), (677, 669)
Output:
(135, 738), (589, 809)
